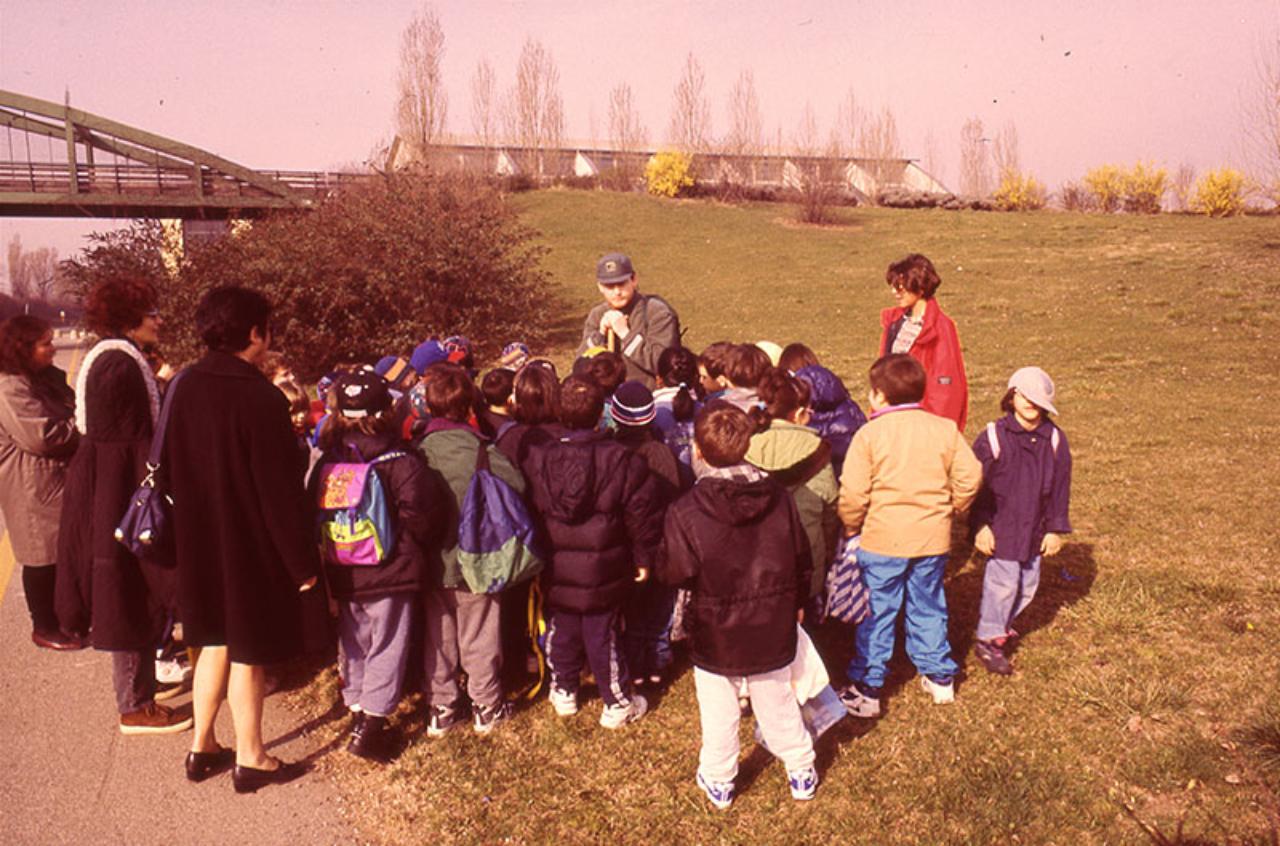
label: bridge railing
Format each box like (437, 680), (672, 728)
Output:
(0, 161), (368, 200)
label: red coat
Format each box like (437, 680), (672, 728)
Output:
(879, 298), (969, 431)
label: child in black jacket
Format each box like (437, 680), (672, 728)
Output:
(656, 400), (817, 810)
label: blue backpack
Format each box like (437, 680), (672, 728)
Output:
(316, 450), (408, 566)
(456, 443), (544, 593)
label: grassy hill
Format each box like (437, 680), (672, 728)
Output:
(295, 190), (1280, 844)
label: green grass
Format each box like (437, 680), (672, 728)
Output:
(287, 190), (1280, 844)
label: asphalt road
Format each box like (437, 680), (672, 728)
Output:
(0, 338), (356, 845)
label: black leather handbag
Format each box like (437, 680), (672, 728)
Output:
(115, 371), (185, 565)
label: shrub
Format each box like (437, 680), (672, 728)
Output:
(88, 170), (559, 380)
(1121, 161), (1167, 213)
(992, 171), (1048, 211)
(1191, 168), (1247, 217)
(1058, 180), (1095, 212)
(644, 151), (695, 198)
(1083, 165), (1125, 213)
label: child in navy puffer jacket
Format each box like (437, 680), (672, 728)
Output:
(795, 364), (866, 477)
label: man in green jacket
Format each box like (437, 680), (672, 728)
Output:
(578, 252), (681, 389)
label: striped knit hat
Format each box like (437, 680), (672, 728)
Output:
(611, 380), (656, 427)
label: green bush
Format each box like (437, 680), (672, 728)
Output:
(644, 151), (695, 198)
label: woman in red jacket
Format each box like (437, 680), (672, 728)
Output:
(878, 254), (969, 431)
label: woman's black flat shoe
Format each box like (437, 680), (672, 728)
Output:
(185, 747), (235, 783)
(232, 759), (306, 794)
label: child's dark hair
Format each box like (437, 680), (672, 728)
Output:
(886, 253), (941, 300)
(574, 351), (626, 396)
(480, 368), (515, 408)
(317, 402), (395, 451)
(1000, 387), (1052, 420)
(275, 378), (310, 416)
(779, 342), (819, 373)
(698, 341), (734, 382)
(559, 375), (605, 430)
(512, 363), (561, 424)
(868, 354), (926, 405)
(657, 346), (699, 418)
(723, 344), (772, 389)
(422, 363), (476, 423)
(695, 400), (754, 467)
(749, 367), (811, 432)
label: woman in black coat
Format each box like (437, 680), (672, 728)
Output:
(56, 277), (191, 733)
(164, 287), (320, 792)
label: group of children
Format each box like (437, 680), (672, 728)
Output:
(286, 300), (1072, 809)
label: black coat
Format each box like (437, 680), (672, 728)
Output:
(656, 476), (812, 676)
(314, 431), (444, 601)
(164, 352), (320, 665)
(523, 428), (662, 613)
(56, 348), (173, 650)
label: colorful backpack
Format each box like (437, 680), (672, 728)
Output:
(822, 534), (871, 625)
(456, 443), (544, 593)
(316, 450), (408, 566)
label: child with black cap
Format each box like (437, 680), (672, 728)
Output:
(314, 370), (440, 762)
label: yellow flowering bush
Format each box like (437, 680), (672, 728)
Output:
(1121, 161), (1168, 213)
(993, 171), (1048, 211)
(645, 151), (695, 198)
(1191, 168), (1247, 217)
(1083, 165), (1125, 213)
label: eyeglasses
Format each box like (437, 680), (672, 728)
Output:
(145, 310), (161, 319)
(888, 282), (908, 293)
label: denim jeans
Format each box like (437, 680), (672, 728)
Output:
(976, 555), (1042, 642)
(846, 549), (958, 693)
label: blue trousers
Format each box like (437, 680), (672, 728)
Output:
(623, 581), (677, 680)
(847, 550), (958, 693)
(976, 555), (1042, 642)
(545, 608), (632, 708)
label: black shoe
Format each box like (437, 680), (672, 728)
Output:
(185, 746), (235, 783)
(232, 759), (307, 793)
(975, 640), (1014, 675)
(348, 710), (366, 737)
(348, 715), (396, 762)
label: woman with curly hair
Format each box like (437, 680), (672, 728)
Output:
(57, 276), (192, 735)
(0, 315), (80, 649)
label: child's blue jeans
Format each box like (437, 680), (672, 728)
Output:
(846, 550), (958, 693)
(976, 555), (1042, 642)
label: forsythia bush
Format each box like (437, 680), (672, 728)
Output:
(645, 151), (695, 198)
(1192, 168), (1247, 217)
(1083, 165), (1125, 213)
(993, 171), (1048, 211)
(1121, 161), (1168, 213)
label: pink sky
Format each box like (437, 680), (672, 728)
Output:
(1, 0), (1276, 274)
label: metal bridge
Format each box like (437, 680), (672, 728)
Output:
(0, 90), (366, 219)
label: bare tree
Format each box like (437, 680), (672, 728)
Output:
(859, 106), (903, 198)
(1242, 31), (1280, 202)
(668, 52), (711, 154)
(724, 70), (763, 158)
(792, 101), (820, 157)
(470, 58), (496, 148)
(506, 37), (565, 177)
(959, 117), (991, 197)
(607, 82), (648, 187)
(26, 247), (58, 302)
(829, 87), (862, 158)
(991, 121), (1020, 181)
(922, 130), (944, 186)
(395, 4), (448, 159)
(6, 234), (29, 300)
(1171, 162), (1196, 211)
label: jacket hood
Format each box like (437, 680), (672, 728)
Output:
(336, 430), (403, 462)
(537, 431), (605, 523)
(880, 298), (942, 344)
(692, 476), (779, 526)
(795, 365), (850, 412)
(745, 419), (823, 472)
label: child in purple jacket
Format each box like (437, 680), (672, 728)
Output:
(970, 367), (1073, 675)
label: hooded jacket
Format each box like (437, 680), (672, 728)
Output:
(970, 414), (1072, 562)
(794, 365), (866, 477)
(879, 298), (969, 431)
(744, 419), (840, 599)
(523, 428), (662, 612)
(315, 430), (443, 600)
(656, 475), (812, 676)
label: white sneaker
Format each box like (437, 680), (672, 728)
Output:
(155, 657), (191, 686)
(549, 686), (578, 717)
(838, 685), (882, 718)
(600, 693), (648, 729)
(920, 676), (955, 704)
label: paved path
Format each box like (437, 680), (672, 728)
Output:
(0, 339), (356, 845)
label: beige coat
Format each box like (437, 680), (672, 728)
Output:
(838, 406), (982, 558)
(0, 372), (78, 565)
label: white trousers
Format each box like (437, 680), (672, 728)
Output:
(693, 665), (815, 782)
